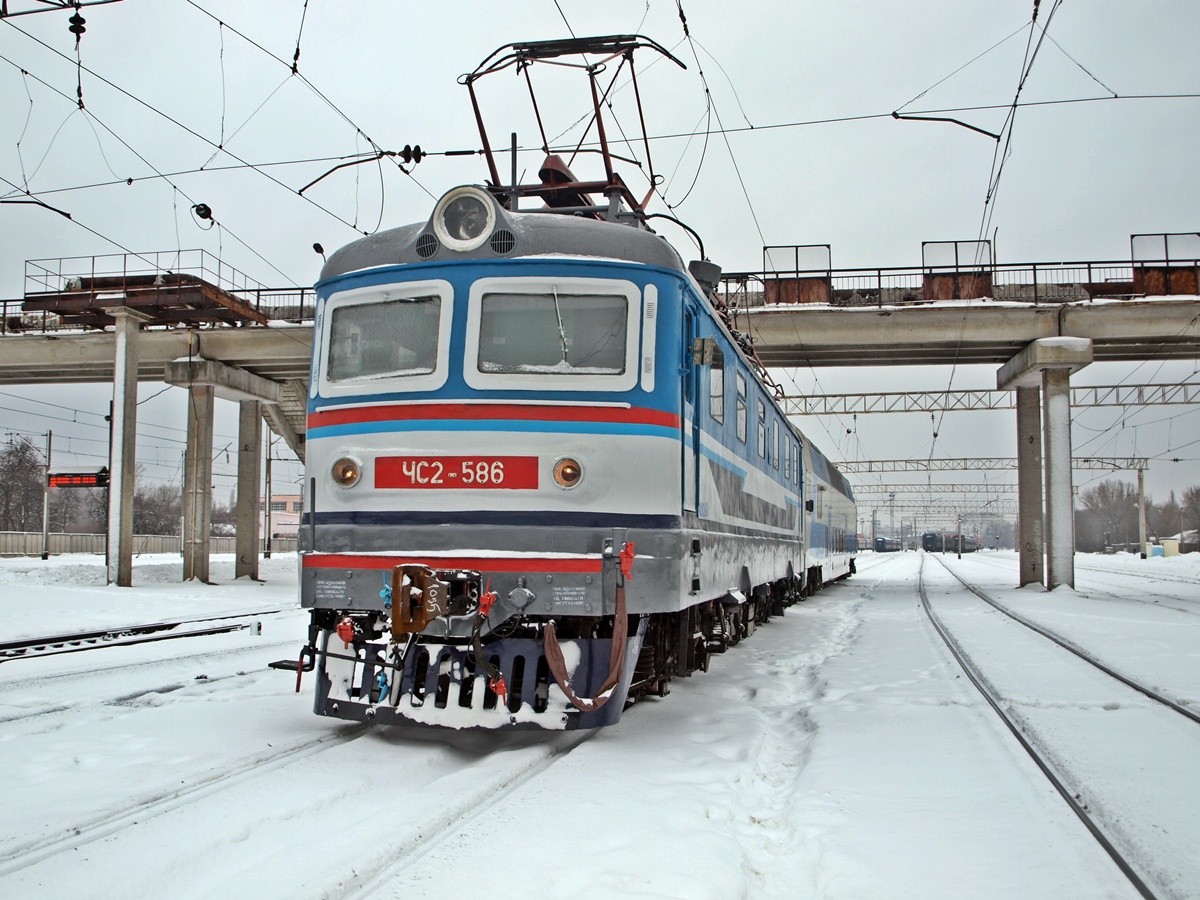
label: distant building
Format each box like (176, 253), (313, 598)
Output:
(260, 493), (303, 538)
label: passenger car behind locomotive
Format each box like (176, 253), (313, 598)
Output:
(277, 36), (856, 731)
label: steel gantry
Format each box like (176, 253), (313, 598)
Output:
(782, 383), (1200, 416)
(860, 499), (1020, 514)
(853, 483), (1017, 495)
(836, 457), (1147, 474)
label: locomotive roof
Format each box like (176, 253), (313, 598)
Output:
(319, 187), (687, 283)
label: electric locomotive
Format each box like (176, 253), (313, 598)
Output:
(276, 36), (856, 730)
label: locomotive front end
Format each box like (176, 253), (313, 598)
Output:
(282, 185), (687, 730)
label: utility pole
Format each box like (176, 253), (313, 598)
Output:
(263, 434), (273, 559)
(41, 430), (51, 560)
(1138, 467), (1147, 558)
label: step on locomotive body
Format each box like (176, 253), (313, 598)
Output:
(278, 36), (856, 731)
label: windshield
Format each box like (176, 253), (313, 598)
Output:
(327, 296), (441, 382)
(477, 290), (627, 375)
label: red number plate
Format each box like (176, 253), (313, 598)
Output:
(375, 456), (539, 490)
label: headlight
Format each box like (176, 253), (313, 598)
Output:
(331, 457), (361, 488)
(433, 186), (495, 251)
(553, 457), (583, 489)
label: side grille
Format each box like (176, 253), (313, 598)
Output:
(415, 233), (440, 258)
(489, 229), (516, 255)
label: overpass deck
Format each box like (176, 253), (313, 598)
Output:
(736, 297), (1200, 367)
(2, 294), (1197, 383)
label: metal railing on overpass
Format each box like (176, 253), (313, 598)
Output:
(3, 250), (316, 335)
(720, 256), (1199, 310)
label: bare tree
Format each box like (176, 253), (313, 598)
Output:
(0, 439), (45, 532)
(1150, 491), (1183, 540)
(1079, 480), (1139, 547)
(48, 486), (107, 533)
(134, 482), (182, 535)
(1183, 485), (1200, 541)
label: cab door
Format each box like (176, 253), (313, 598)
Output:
(681, 309), (698, 513)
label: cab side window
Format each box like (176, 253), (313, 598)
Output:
(757, 400), (767, 458)
(736, 373), (747, 442)
(710, 348), (725, 423)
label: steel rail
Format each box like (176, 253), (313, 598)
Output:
(917, 556), (1158, 900)
(1073, 561), (1200, 589)
(0, 609), (289, 662)
(933, 554), (1200, 725)
(962, 553), (1200, 620)
(0, 724), (372, 877)
(345, 729), (595, 898)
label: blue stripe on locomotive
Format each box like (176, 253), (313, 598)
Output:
(309, 418), (679, 442)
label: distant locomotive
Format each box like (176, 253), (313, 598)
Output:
(874, 537), (901, 553)
(276, 36), (856, 730)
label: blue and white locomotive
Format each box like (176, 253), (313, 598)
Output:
(283, 36), (856, 730)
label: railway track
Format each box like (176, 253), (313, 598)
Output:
(0, 713), (590, 893)
(1074, 560), (1200, 588)
(0, 640), (298, 726)
(0, 609), (292, 663)
(340, 731), (594, 899)
(0, 722), (373, 878)
(961, 552), (1200, 618)
(932, 555), (1200, 725)
(918, 554), (1200, 900)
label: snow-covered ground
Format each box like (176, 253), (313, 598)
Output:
(0, 550), (1196, 899)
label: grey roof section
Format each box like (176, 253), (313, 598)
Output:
(319, 187), (686, 282)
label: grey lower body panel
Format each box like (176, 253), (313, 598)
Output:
(301, 521), (803, 617)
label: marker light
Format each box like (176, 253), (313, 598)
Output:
(553, 458), (583, 489)
(331, 457), (361, 488)
(433, 187), (495, 251)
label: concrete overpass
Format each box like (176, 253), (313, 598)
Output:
(737, 297), (1200, 367)
(1, 261), (1196, 591)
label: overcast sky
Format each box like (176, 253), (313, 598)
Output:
(1, 1), (1198, 523)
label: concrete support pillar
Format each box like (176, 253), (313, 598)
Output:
(1042, 368), (1075, 589)
(998, 337), (1092, 591)
(182, 384), (215, 582)
(1015, 386), (1044, 586)
(165, 356), (288, 584)
(235, 400), (262, 580)
(107, 308), (151, 586)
